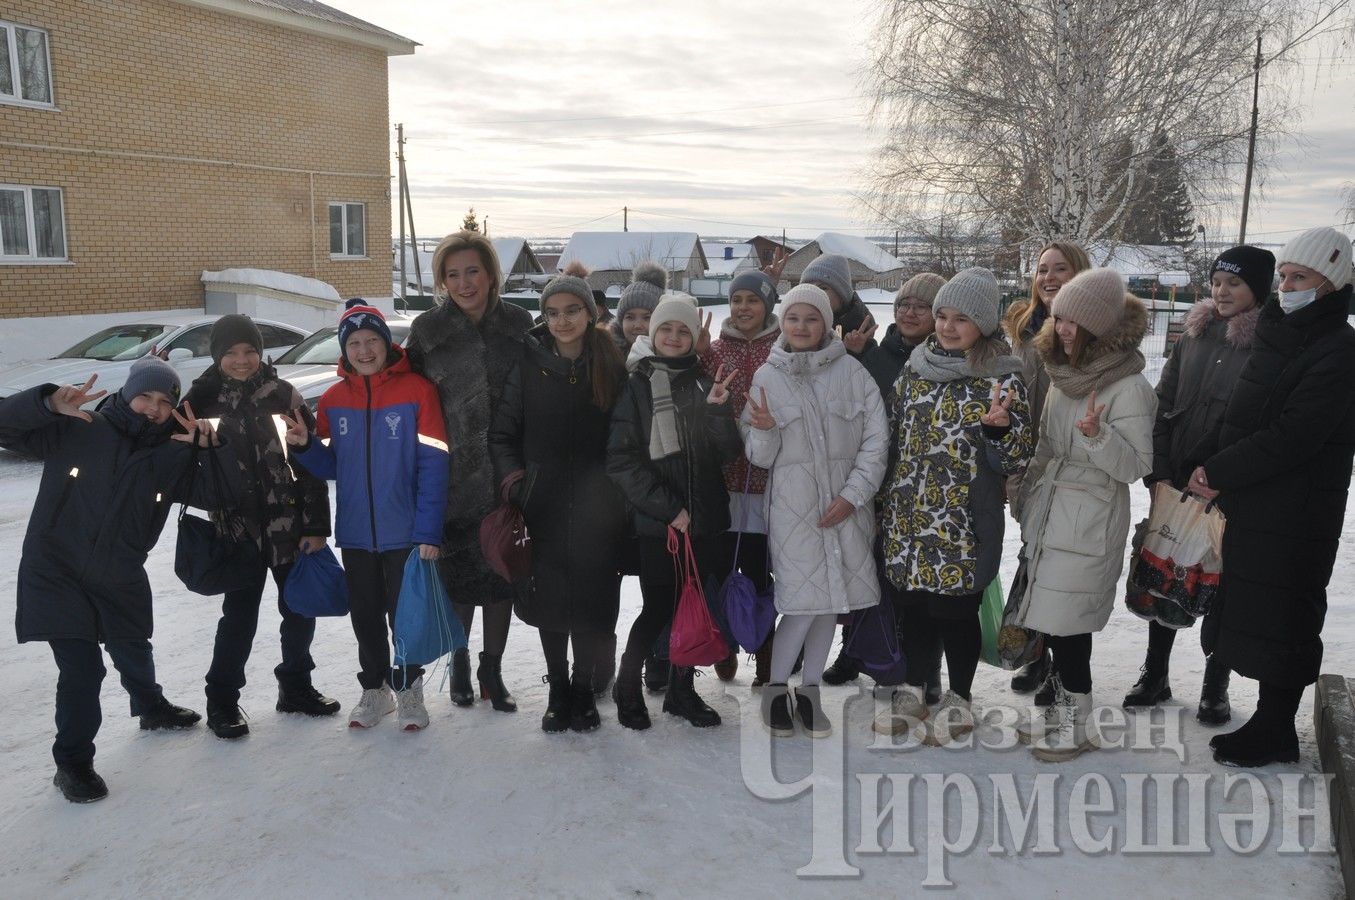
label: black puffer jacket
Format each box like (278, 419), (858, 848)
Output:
(606, 355), (742, 538)
(1149, 300), (1259, 489)
(488, 331), (627, 633)
(861, 323), (917, 402)
(1, 386), (239, 642)
(834, 293), (878, 359)
(1202, 286), (1355, 687)
(182, 363), (329, 567)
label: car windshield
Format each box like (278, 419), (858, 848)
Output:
(55, 324), (176, 361)
(275, 324), (411, 366)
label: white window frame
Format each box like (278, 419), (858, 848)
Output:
(328, 201), (367, 259)
(0, 184), (68, 263)
(0, 20), (56, 110)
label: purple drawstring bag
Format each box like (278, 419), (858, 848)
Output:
(845, 599), (906, 682)
(719, 467), (777, 652)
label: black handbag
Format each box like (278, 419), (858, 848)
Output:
(173, 445), (259, 595)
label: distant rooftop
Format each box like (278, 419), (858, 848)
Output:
(174, 0), (418, 55)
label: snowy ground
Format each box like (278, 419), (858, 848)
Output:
(0, 320), (1349, 897)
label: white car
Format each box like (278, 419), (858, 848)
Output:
(274, 319), (414, 412)
(0, 317), (308, 409)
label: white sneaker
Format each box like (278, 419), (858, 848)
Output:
(923, 691), (974, 747)
(1017, 676), (1062, 745)
(872, 683), (930, 736)
(348, 686), (395, 729)
(1032, 687), (1099, 762)
(395, 678), (429, 732)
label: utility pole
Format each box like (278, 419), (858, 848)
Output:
(396, 127), (425, 297)
(623, 206), (628, 232)
(1239, 31), (1262, 244)
(396, 123), (406, 302)
(484, 216), (490, 239)
(894, 229), (899, 257)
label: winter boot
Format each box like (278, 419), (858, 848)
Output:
(1032, 686), (1099, 762)
(794, 685), (832, 738)
(925, 658), (943, 706)
(1196, 655), (1232, 726)
(1034, 675), (1056, 708)
(206, 702), (249, 739)
(476, 651), (517, 713)
(592, 633), (618, 698)
(714, 652), (739, 682)
(923, 691), (974, 747)
(395, 677), (430, 732)
(275, 684), (341, 717)
(348, 686), (395, 728)
(821, 647), (860, 686)
(1017, 675), (1063, 745)
(752, 638), (773, 689)
(139, 696), (201, 731)
(450, 648), (475, 707)
(612, 658), (651, 731)
(1211, 708), (1300, 767)
(643, 654), (669, 694)
(1122, 655), (1172, 707)
(540, 666), (572, 734)
(569, 673), (601, 732)
(762, 683), (794, 737)
(872, 684), (929, 737)
(53, 763), (108, 804)
(1010, 649), (1050, 694)
(663, 666), (721, 727)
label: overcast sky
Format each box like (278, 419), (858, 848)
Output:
(335, 0), (1354, 245)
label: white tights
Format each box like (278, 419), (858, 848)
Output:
(770, 613), (839, 686)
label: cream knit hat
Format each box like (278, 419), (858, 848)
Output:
(1277, 227), (1353, 290)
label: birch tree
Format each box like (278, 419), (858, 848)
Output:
(861, 0), (1352, 250)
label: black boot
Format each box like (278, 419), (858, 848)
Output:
(53, 763), (108, 803)
(643, 654), (669, 694)
(821, 648), (860, 686)
(138, 696), (202, 731)
(613, 657), (651, 730)
(752, 637), (773, 689)
(1010, 649), (1050, 693)
(476, 651), (517, 712)
(206, 702), (249, 740)
(275, 685), (341, 717)
(569, 675), (601, 732)
(663, 666), (721, 727)
(540, 669), (572, 733)
(1034, 676), (1056, 707)
(1123, 654), (1172, 707)
(1196, 655), (1232, 726)
(925, 658), (943, 706)
(761, 683), (794, 736)
(450, 648), (475, 707)
(1211, 710), (1300, 767)
(592, 633), (618, 698)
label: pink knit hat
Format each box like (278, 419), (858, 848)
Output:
(1050, 268), (1128, 338)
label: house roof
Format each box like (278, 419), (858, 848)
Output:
(491, 238), (544, 281)
(558, 232), (707, 273)
(803, 232), (904, 274)
(172, 0), (418, 55)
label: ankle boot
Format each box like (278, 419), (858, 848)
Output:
(476, 651), (517, 712)
(643, 654), (669, 693)
(1034, 675), (1056, 708)
(761, 683), (794, 736)
(1196, 655), (1232, 726)
(663, 666), (721, 727)
(1010, 649), (1050, 693)
(450, 648), (475, 707)
(821, 648), (860, 686)
(592, 633), (618, 698)
(1122, 653), (1172, 707)
(569, 674), (601, 732)
(752, 637), (773, 689)
(613, 656), (651, 730)
(1211, 709), (1300, 767)
(714, 652), (739, 682)
(540, 667), (572, 733)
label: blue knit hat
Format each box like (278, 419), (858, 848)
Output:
(337, 298), (392, 362)
(121, 356), (182, 403)
(729, 270), (779, 307)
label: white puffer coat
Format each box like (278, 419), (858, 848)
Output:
(743, 335), (889, 615)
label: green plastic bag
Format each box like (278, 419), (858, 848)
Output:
(979, 577), (1004, 667)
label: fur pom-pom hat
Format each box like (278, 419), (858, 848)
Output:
(618, 261), (668, 319)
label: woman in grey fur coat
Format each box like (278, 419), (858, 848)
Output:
(406, 230), (533, 713)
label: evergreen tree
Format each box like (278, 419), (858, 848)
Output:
(1120, 133), (1196, 245)
(462, 207), (479, 232)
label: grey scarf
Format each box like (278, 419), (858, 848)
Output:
(907, 335), (1023, 383)
(1044, 349), (1146, 399)
(646, 356), (688, 461)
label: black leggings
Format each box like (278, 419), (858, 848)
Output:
(903, 607), (980, 701)
(622, 534), (724, 668)
(453, 601), (512, 656)
(1047, 633), (1092, 694)
(539, 630), (602, 685)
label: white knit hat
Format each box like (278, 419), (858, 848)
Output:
(1277, 226), (1354, 289)
(649, 295), (701, 341)
(776, 283), (834, 330)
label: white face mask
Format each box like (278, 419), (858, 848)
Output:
(1278, 288), (1318, 314)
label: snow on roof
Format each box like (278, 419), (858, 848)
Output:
(811, 232), (904, 273)
(558, 232), (706, 273)
(172, 0), (417, 54)
(202, 268), (341, 301)
(1089, 243), (1191, 278)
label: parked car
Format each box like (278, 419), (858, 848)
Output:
(273, 319), (414, 412)
(0, 317), (307, 408)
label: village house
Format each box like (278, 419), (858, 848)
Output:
(0, 0), (415, 318)
(781, 232), (906, 293)
(556, 231), (707, 292)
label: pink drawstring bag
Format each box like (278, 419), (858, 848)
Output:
(667, 527), (730, 667)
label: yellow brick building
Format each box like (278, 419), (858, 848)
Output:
(0, 0), (414, 317)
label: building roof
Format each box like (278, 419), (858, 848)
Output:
(805, 232), (904, 273)
(172, 0), (417, 55)
(491, 238), (544, 281)
(557, 232), (707, 273)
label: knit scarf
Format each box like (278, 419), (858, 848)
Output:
(645, 355), (694, 460)
(907, 335), (1024, 383)
(1044, 348), (1146, 399)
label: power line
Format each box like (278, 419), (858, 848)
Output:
(456, 95), (857, 127)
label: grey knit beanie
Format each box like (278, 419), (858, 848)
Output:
(617, 261), (668, 318)
(540, 274), (597, 321)
(122, 356), (182, 403)
(729, 270), (779, 307)
(1277, 226), (1353, 289)
(800, 253), (853, 306)
(896, 272), (946, 309)
(1051, 267), (1129, 338)
(932, 267), (1001, 337)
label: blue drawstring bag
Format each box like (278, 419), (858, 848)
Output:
(393, 552), (467, 676)
(718, 471), (777, 653)
(283, 544), (349, 617)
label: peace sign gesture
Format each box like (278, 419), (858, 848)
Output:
(696, 311), (713, 357)
(706, 364), (738, 405)
(279, 409), (310, 446)
(746, 386), (776, 431)
(760, 247), (789, 282)
(170, 401), (220, 447)
(48, 374), (107, 422)
(1075, 389), (1107, 439)
(980, 382), (1013, 428)
(843, 313), (877, 355)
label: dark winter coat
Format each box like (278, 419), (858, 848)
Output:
(0, 386), (240, 643)
(488, 331), (627, 632)
(606, 355), (743, 538)
(861, 324), (917, 402)
(182, 363), (330, 568)
(1149, 300), (1259, 489)
(1201, 286), (1355, 688)
(406, 297), (533, 604)
(834, 293), (878, 359)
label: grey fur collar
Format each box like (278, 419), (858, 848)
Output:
(1184, 299), (1259, 348)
